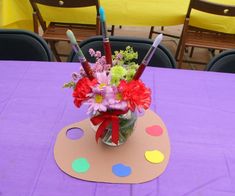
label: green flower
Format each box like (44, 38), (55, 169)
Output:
(128, 63), (139, 70)
(63, 81), (76, 89)
(122, 46), (138, 64)
(111, 75), (121, 86)
(112, 46), (138, 66)
(111, 65), (127, 77)
(110, 65), (127, 85)
(126, 69), (136, 81)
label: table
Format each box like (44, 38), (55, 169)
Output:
(0, 60), (235, 196)
(1, 0), (235, 34)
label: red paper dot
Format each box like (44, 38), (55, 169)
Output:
(146, 125), (163, 136)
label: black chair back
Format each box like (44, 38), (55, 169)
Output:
(206, 50), (235, 73)
(68, 36), (176, 68)
(0, 29), (52, 61)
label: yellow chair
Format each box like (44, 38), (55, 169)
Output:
(175, 0), (235, 68)
(29, 0), (101, 61)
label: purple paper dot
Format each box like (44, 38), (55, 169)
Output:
(66, 128), (84, 140)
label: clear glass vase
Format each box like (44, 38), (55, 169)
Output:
(90, 110), (137, 146)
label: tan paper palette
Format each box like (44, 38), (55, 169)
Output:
(54, 109), (170, 183)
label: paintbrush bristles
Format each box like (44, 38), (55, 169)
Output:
(153, 34), (163, 48)
(66, 30), (77, 45)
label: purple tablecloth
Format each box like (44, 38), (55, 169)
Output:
(0, 61), (235, 196)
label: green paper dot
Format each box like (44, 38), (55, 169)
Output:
(72, 158), (90, 173)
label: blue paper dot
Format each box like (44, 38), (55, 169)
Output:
(112, 163), (132, 177)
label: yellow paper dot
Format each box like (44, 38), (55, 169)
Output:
(145, 150), (165, 164)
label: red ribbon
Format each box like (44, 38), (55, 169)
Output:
(90, 109), (128, 145)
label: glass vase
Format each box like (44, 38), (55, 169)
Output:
(90, 110), (137, 146)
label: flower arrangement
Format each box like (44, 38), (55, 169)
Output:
(64, 46), (151, 145)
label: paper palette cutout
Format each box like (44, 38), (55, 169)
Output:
(54, 109), (171, 184)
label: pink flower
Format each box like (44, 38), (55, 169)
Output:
(89, 48), (95, 57)
(96, 56), (107, 67)
(79, 67), (87, 78)
(92, 56), (108, 73)
(94, 72), (113, 103)
(95, 51), (102, 58)
(103, 63), (111, 71)
(93, 63), (103, 72)
(108, 87), (128, 110)
(86, 88), (108, 114)
(116, 53), (123, 60)
(71, 72), (80, 82)
(96, 71), (110, 86)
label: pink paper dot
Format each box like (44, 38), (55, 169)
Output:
(146, 125), (163, 136)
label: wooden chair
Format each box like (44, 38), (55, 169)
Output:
(175, 0), (235, 68)
(108, 25), (122, 36)
(149, 26), (179, 39)
(29, 0), (101, 61)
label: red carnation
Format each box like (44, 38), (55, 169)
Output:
(118, 80), (151, 111)
(73, 77), (97, 108)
